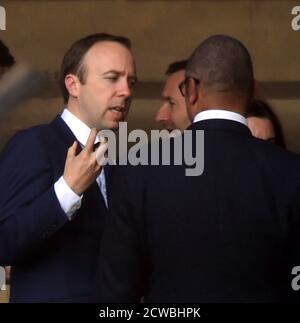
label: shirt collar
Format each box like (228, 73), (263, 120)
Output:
(60, 108), (101, 146)
(193, 109), (248, 126)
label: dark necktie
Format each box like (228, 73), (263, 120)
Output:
(93, 142), (100, 151)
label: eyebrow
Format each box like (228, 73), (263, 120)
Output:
(103, 70), (137, 79)
(103, 70), (121, 75)
(163, 96), (176, 102)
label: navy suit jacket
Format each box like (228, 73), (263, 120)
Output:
(0, 116), (109, 302)
(99, 119), (300, 302)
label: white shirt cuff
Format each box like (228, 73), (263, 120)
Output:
(54, 176), (82, 220)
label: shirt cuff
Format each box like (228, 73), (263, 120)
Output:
(54, 176), (82, 220)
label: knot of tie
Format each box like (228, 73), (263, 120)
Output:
(93, 142), (100, 151)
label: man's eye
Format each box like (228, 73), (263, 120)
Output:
(106, 76), (118, 82)
(128, 78), (137, 88)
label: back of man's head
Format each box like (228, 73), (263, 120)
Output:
(186, 35), (254, 104)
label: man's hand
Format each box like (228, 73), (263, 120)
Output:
(63, 128), (108, 195)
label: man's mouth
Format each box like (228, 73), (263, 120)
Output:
(110, 106), (126, 115)
(164, 127), (174, 133)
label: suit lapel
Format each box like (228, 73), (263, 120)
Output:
(51, 116), (79, 148)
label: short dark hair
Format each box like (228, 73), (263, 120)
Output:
(60, 33), (132, 103)
(0, 40), (15, 68)
(186, 35), (254, 96)
(247, 99), (286, 148)
(165, 60), (187, 76)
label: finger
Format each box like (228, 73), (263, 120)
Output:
(67, 141), (78, 159)
(95, 142), (109, 166)
(85, 128), (98, 153)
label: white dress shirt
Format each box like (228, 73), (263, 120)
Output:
(54, 109), (108, 220)
(193, 109), (248, 126)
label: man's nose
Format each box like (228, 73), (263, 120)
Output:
(156, 105), (171, 127)
(118, 80), (132, 98)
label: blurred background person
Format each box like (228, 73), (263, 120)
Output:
(0, 40), (15, 78)
(0, 39), (15, 303)
(247, 99), (286, 148)
(155, 60), (190, 133)
(0, 39), (45, 117)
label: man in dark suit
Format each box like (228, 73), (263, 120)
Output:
(155, 60), (190, 133)
(0, 33), (137, 302)
(98, 35), (300, 302)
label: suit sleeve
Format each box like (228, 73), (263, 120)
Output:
(98, 165), (147, 302)
(0, 130), (68, 265)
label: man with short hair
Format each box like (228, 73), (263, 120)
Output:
(99, 35), (300, 302)
(155, 60), (190, 133)
(0, 33), (136, 302)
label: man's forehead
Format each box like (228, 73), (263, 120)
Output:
(83, 41), (134, 70)
(168, 70), (185, 81)
(164, 70), (185, 93)
(89, 40), (129, 53)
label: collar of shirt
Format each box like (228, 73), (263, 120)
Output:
(60, 108), (101, 146)
(193, 109), (248, 126)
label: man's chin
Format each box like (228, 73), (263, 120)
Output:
(105, 120), (122, 131)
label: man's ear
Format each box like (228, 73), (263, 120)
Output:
(65, 74), (80, 99)
(186, 78), (198, 106)
(185, 79), (200, 122)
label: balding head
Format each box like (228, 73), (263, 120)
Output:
(185, 35), (254, 117)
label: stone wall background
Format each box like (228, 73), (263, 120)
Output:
(0, 0), (300, 152)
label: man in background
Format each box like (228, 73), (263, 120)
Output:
(155, 60), (190, 133)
